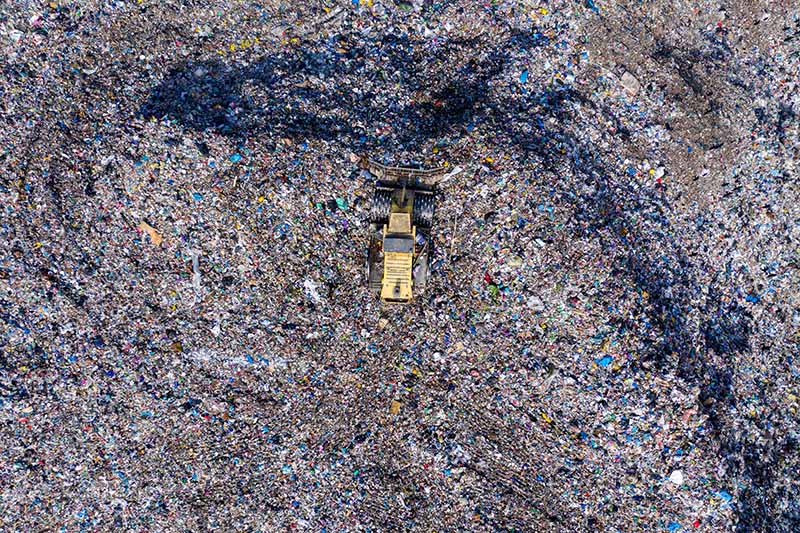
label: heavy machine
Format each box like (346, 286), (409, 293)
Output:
(364, 159), (444, 304)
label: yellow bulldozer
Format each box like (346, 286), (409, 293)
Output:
(364, 159), (444, 304)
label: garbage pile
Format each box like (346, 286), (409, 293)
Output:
(1, 1), (798, 531)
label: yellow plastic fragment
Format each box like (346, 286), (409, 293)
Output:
(138, 221), (163, 246)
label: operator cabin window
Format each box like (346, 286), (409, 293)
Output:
(383, 235), (414, 253)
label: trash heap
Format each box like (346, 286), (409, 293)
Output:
(1, 1), (798, 531)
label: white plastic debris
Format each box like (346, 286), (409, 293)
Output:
(669, 470), (684, 485)
(303, 279), (323, 303)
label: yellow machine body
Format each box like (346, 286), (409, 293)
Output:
(380, 212), (415, 303)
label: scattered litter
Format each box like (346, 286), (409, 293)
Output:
(620, 71), (641, 95)
(596, 355), (613, 367)
(2, 2), (796, 532)
(138, 220), (163, 245)
(303, 279), (323, 304)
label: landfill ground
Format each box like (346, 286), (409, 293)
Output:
(1, 1), (799, 532)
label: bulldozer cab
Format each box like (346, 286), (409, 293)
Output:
(365, 159), (444, 304)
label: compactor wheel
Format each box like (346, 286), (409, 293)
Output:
(371, 189), (392, 223)
(413, 193), (435, 227)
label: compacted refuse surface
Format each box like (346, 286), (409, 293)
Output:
(1, 1), (799, 531)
